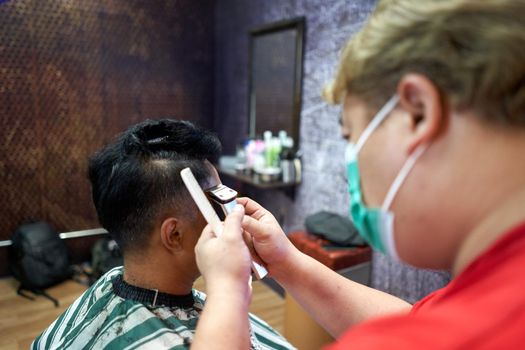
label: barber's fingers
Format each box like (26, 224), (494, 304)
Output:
(197, 224), (216, 244)
(236, 197), (267, 220)
(242, 229), (265, 266)
(242, 215), (273, 241)
(222, 204), (245, 241)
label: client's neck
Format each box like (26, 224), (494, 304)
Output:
(122, 252), (194, 295)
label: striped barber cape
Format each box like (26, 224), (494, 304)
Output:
(31, 267), (296, 349)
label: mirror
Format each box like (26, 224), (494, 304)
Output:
(248, 17), (305, 146)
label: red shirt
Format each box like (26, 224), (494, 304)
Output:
(327, 221), (525, 349)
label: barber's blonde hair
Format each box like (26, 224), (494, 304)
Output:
(324, 0), (525, 126)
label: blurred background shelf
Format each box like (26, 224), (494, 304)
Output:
(218, 165), (300, 192)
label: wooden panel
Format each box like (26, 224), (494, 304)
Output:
(0, 278), (87, 349)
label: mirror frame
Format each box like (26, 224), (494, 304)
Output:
(248, 17), (305, 147)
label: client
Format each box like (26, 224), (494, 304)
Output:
(32, 119), (294, 349)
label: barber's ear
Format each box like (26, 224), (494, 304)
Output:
(397, 74), (446, 154)
(160, 218), (183, 253)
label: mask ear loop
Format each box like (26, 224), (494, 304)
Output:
(382, 143), (429, 211)
(354, 95), (400, 155)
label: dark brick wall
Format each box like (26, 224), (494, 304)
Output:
(0, 0), (215, 275)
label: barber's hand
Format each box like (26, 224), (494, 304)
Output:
(195, 205), (252, 296)
(237, 197), (300, 278)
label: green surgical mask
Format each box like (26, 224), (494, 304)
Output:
(345, 95), (428, 260)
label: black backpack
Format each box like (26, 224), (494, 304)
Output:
(305, 211), (367, 247)
(8, 222), (71, 306)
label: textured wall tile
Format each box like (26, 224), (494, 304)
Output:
(215, 0), (450, 302)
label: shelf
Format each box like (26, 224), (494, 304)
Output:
(217, 166), (300, 190)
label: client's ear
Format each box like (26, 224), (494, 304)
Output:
(397, 73), (447, 154)
(160, 218), (183, 253)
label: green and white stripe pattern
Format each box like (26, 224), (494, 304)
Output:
(31, 267), (295, 349)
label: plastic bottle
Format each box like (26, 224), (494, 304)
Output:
(281, 137), (295, 183)
(263, 131), (273, 168)
(271, 137), (282, 168)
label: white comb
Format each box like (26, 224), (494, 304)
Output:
(180, 168), (268, 279)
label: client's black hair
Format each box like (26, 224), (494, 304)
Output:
(88, 119), (221, 254)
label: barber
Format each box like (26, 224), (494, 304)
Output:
(192, 0), (525, 348)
